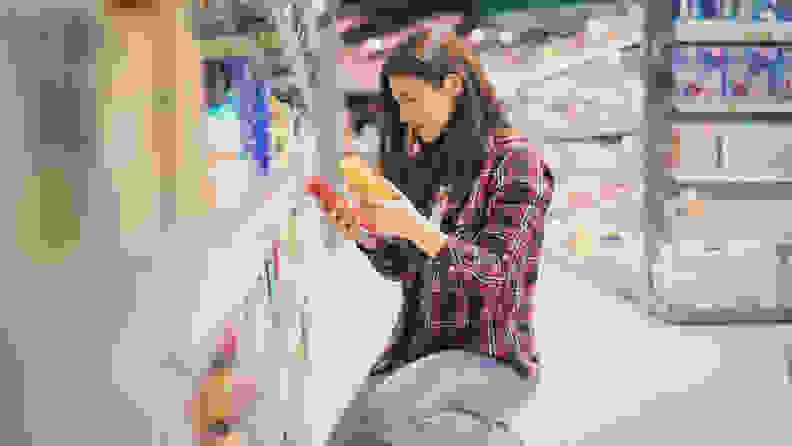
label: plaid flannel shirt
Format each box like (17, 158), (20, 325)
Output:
(356, 131), (554, 380)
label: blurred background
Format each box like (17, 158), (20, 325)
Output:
(3, 0), (792, 445)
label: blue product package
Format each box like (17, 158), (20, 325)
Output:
(253, 89), (271, 172)
(703, 0), (716, 17)
(480, 359), (498, 369)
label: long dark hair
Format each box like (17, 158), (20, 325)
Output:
(377, 31), (511, 213)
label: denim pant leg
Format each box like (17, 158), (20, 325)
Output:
(325, 374), (393, 446)
(326, 350), (537, 446)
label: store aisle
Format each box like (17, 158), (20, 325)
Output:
(511, 260), (792, 446)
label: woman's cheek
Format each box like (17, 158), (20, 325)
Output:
(402, 105), (423, 124)
(399, 106), (413, 123)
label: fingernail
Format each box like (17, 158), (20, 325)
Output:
(215, 325), (237, 361)
(195, 431), (226, 442)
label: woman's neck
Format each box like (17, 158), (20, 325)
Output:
(416, 123), (444, 144)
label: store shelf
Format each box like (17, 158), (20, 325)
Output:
(673, 175), (792, 184)
(647, 233), (792, 324)
(642, 2), (792, 325)
(671, 100), (792, 113)
(649, 303), (792, 325)
(674, 20), (792, 43)
(667, 110), (792, 122)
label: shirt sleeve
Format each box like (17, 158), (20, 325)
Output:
(430, 147), (554, 322)
(356, 226), (427, 282)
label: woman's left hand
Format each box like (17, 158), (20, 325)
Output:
(350, 179), (438, 246)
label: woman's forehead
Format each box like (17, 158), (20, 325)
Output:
(389, 73), (420, 82)
(388, 74), (428, 91)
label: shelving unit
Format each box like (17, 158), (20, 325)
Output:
(642, 1), (792, 324)
(674, 175), (792, 184)
(191, 2), (322, 445)
(672, 100), (792, 113)
(674, 20), (792, 43)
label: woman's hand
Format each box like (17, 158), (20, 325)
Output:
(351, 179), (448, 256)
(314, 175), (421, 245)
(319, 193), (363, 242)
(356, 194), (424, 241)
(310, 154), (447, 254)
(336, 156), (422, 241)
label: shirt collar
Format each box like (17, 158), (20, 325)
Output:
(408, 129), (448, 158)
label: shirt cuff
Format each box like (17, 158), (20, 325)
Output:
(357, 225), (401, 250)
(358, 224), (371, 239)
(432, 233), (452, 259)
(357, 225), (379, 250)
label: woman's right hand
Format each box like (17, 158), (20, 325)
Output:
(320, 195), (363, 242)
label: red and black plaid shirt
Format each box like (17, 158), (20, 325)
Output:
(357, 130), (554, 379)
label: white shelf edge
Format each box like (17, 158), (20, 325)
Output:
(671, 104), (792, 113)
(674, 20), (792, 43)
(673, 175), (792, 184)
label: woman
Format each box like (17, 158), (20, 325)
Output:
(322, 30), (555, 445)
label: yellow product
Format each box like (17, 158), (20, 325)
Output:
(573, 224), (593, 257)
(256, 31), (281, 49)
(339, 155), (400, 201)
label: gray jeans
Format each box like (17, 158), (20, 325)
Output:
(326, 350), (538, 446)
